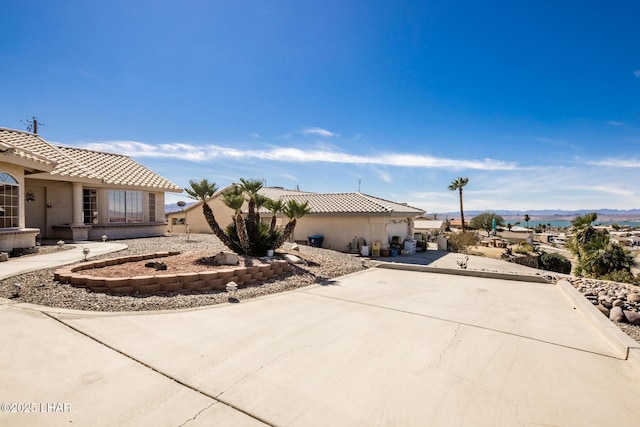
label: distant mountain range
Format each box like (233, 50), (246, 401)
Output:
(432, 209), (640, 221)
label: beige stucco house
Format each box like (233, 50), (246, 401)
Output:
(167, 185), (425, 252)
(0, 127), (181, 253)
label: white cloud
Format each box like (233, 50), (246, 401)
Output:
(588, 158), (640, 168)
(607, 121), (624, 127)
(302, 127), (338, 137)
(634, 70), (640, 77)
(77, 140), (518, 171)
(567, 185), (634, 197)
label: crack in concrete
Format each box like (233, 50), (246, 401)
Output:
(177, 401), (218, 427)
(435, 324), (462, 369)
(215, 339), (341, 399)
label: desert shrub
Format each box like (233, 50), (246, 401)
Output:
(540, 252), (572, 274)
(599, 270), (640, 285)
(448, 231), (479, 252)
(514, 243), (534, 255)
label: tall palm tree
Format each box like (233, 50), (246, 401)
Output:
(273, 200), (312, 248)
(448, 177), (469, 231)
(185, 179), (235, 249)
(524, 214), (530, 232)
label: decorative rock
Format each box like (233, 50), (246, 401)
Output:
(291, 243), (300, 252)
(596, 304), (610, 317)
(627, 293), (640, 303)
(284, 254), (304, 264)
(215, 252), (239, 265)
(609, 306), (627, 323)
(624, 310), (640, 326)
(0, 252), (8, 262)
(612, 299), (625, 308)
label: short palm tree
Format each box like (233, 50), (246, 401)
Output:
(448, 177), (469, 231)
(264, 198), (285, 234)
(222, 185), (250, 253)
(185, 179), (235, 249)
(239, 178), (263, 227)
(273, 200), (312, 248)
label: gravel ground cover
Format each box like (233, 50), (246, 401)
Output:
(1, 233), (638, 344)
(0, 234), (372, 312)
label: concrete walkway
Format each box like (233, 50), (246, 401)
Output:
(2, 259), (640, 425)
(0, 241), (128, 280)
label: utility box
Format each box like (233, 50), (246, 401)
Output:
(372, 242), (381, 257)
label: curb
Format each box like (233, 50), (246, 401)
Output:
(376, 262), (550, 283)
(557, 279), (640, 372)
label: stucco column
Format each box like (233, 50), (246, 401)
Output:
(72, 182), (84, 226)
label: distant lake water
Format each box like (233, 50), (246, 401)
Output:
(516, 220), (640, 229)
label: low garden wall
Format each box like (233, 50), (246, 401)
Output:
(54, 252), (292, 294)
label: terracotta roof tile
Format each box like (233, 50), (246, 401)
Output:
(272, 191), (424, 215)
(1, 127), (181, 192)
(57, 146), (182, 191)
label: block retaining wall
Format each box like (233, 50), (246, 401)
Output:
(54, 251), (292, 294)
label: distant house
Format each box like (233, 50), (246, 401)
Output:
(166, 185), (425, 252)
(0, 127), (181, 252)
(414, 219), (445, 235)
(448, 219), (468, 230)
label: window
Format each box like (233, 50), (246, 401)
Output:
(0, 172), (19, 228)
(83, 188), (98, 224)
(108, 190), (143, 223)
(148, 193), (156, 222)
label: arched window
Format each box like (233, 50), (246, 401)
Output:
(0, 172), (19, 228)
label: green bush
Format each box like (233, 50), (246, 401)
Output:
(514, 243), (534, 255)
(540, 252), (572, 274)
(599, 270), (640, 285)
(448, 232), (479, 252)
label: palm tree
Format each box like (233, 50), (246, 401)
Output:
(524, 214), (530, 232)
(264, 198), (285, 234)
(273, 200), (312, 248)
(185, 179), (235, 249)
(222, 185), (250, 253)
(448, 177), (469, 231)
(239, 178), (263, 228)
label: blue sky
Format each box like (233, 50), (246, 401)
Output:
(2, 1), (639, 213)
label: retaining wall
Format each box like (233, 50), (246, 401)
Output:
(54, 252), (292, 294)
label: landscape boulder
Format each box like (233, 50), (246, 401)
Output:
(624, 310), (640, 326)
(627, 293), (640, 303)
(284, 254), (304, 265)
(609, 306), (627, 323)
(215, 252), (239, 265)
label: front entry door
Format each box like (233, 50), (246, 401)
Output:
(25, 186), (46, 237)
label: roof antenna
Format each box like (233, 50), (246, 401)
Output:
(358, 178), (361, 192)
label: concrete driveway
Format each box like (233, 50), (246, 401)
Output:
(1, 268), (639, 426)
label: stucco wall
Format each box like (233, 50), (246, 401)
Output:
(166, 199), (416, 253)
(167, 197), (236, 234)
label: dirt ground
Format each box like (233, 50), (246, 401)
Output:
(467, 245), (507, 260)
(83, 253), (253, 278)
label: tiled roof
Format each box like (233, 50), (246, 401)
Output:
(275, 192), (424, 215)
(414, 220), (444, 229)
(0, 128), (57, 171)
(0, 127), (181, 191)
(258, 186), (311, 200)
(57, 146), (182, 191)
